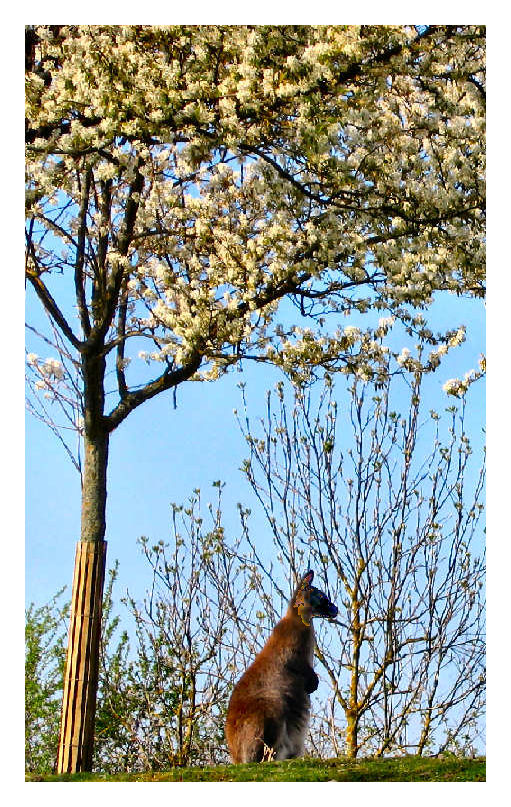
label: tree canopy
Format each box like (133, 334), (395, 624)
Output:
(26, 24), (485, 426)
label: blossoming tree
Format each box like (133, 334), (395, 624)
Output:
(25, 25), (485, 772)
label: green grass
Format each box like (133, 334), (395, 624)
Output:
(26, 755), (485, 782)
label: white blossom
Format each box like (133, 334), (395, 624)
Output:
(26, 25), (485, 390)
(41, 358), (64, 380)
(397, 348), (411, 366)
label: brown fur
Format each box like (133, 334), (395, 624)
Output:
(225, 571), (336, 763)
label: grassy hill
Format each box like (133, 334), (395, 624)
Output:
(26, 755), (485, 782)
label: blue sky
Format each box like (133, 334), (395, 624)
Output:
(25, 288), (485, 611)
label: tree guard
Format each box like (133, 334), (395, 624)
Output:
(57, 541), (107, 773)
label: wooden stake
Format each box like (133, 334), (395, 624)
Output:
(56, 540), (107, 773)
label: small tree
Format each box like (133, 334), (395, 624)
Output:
(26, 24), (485, 770)
(25, 591), (68, 773)
(93, 486), (271, 771)
(237, 369), (485, 757)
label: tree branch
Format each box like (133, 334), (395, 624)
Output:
(26, 272), (82, 351)
(74, 166), (92, 337)
(87, 163), (144, 350)
(115, 278), (129, 400)
(105, 352), (202, 432)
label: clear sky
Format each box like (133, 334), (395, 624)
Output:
(25, 288), (486, 612)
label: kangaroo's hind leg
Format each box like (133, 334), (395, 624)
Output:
(230, 707), (283, 763)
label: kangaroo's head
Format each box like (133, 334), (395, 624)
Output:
(292, 570), (338, 626)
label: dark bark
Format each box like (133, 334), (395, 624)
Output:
(79, 430), (109, 544)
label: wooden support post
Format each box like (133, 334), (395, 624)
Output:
(56, 540), (107, 773)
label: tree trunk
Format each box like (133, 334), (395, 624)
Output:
(346, 709), (359, 759)
(346, 584), (362, 758)
(56, 430), (109, 773)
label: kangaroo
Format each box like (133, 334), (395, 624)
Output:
(225, 570), (338, 763)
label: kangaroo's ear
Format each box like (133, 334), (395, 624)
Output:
(300, 570), (314, 588)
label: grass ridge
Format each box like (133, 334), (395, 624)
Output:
(26, 755), (485, 782)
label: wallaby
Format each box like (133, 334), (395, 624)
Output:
(225, 570), (338, 763)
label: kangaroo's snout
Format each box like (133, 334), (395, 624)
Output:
(309, 586), (338, 619)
